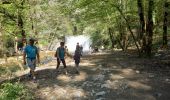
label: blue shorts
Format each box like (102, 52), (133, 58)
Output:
(27, 58), (36, 70)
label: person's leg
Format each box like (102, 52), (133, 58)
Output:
(30, 69), (35, 79)
(27, 59), (36, 80)
(32, 59), (36, 79)
(75, 60), (80, 74)
(56, 58), (61, 70)
(61, 59), (67, 74)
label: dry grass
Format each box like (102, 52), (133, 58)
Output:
(0, 51), (55, 78)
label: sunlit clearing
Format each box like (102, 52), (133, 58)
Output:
(65, 35), (91, 55)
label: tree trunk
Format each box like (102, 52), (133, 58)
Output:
(137, 0), (145, 38)
(137, 0), (146, 53)
(115, 6), (141, 55)
(146, 0), (154, 57)
(17, 0), (26, 46)
(73, 26), (77, 35)
(163, 0), (168, 47)
(117, 20), (127, 51)
(108, 28), (114, 48)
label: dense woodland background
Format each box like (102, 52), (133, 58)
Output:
(0, 0), (169, 57)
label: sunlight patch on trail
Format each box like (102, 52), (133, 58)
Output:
(121, 68), (136, 76)
(110, 74), (125, 80)
(73, 72), (87, 81)
(128, 81), (152, 90)
(37, 85), (87, 100)
(57, 72), (87, 82)
(57, 75), (72, 82)
(80, 62), (96, 67)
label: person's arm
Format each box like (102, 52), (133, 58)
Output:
(23, 48), (26, 65)
(23, 52), (26, 65)
(64, 48), (68, 57)
(57, 48), (60, 60)
(36, 47), (40, 63)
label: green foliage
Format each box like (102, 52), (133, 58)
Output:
(0, 0), (169, 54)
(90, 31), (103, 47)
(0, 82), (34, 100)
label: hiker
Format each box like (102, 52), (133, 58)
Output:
(74, 46), (81, 74)
(80, 45), (83, 56)
(55, 42), (67, 74)
(23, 38), (40, 81)
(76, 42), (80, 50)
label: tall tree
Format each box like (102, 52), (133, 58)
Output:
(145, 0), (154, 56)
(17, 0), (26, 44)
(137, 0), (146, 53)
(162, 0), (169, 47)
(108, 27), (114, 48)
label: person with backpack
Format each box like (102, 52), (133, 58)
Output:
(55, 42), (67, 74)
(74, 46), (81, 74)
(76, 42), (80, 50)
(23, 38), (40, 81)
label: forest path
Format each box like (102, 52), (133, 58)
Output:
(2, 51), (170, 100)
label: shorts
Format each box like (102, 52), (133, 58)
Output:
(57, 58), (67, 68)
(27, 58), (36, 70)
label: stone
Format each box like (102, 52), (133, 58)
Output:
(96, 91), (106, 96)
(165, 78), (169, 82)
(149, 74), (154, 78)
(93, 74), (105, 81)
(113, 66), (117, 68)
(136, 70), (140, 74)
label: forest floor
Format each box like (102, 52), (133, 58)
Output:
(1, 50), (170, 100)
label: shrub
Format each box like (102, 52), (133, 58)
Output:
(0, 82), (34, 100)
